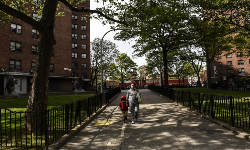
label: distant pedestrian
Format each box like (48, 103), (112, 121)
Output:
(126, 81), (139, 124)
(118, 96), (128, 123)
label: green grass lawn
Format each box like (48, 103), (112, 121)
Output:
(174, 87), (250, 98)
(0, 94), (94, 110)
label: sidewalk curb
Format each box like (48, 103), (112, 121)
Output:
(150, 90), (250, 142)
(48, 92), (120, 150)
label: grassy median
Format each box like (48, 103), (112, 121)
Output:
(0, 94), (95, 109)
(174, 87), (250, 98)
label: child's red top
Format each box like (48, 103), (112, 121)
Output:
(119, 100), (128, 111)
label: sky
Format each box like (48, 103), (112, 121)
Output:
(90, 1), (147, 67)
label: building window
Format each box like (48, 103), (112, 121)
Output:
(82, 73), (87, 79)
(72, 43), (78, 49)
(72, 63), (78, 69)
(11, 23), (22, 34)
(81, 16), (87, 22)
(72, 53), (78, 58)
(72, 24), (77, 30)
(219, 62), (222, 67)
(227, 69), (233, 74)
(218, 54), (221, 59)
(33, 12), (41, 20)
(219, 70), (222, 74)
(31, 62), (36, 72)
(81, 63), (87, 69)
(238, 60), (244, 65)
(72, 33), (77, 39)
(227, 61), (232, 66)
(9, 60), (21, 70)
(81, 53), (87, 59)
(31, 45), (38, 54)
(50, 64), (54, 72)
(237, 52), (243, 57)
(81, 35), (87, 40)
(81, 44), (87, 50)
(33, 0), (42, 6)
(72, 15), (77, 20)
(10, 41), (22, 52)
(71, 72), (78, 77)
(226, 53), (232, 58)
(81, 25), (86, 30)
(32, 28), (39, 38)
(239, 68), (245, 73)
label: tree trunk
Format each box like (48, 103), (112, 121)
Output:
(26, 0), (58, 133)
(206, 53), (212, 88)
(197, 75), (201, 87)
(160, 71), (163, 86)
(121, 74), (124, 88)
(163, 47), (169, 88)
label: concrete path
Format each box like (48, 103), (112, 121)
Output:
(58, 89), (250, 150)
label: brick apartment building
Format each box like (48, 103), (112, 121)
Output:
(0, 1), (91, 95)
(211, 51), (250, 84)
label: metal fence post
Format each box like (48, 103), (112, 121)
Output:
(182, 91), (184, 106)
(211, 95), (215, 119)
(44, 110), (49, 150)
(176, 90), (178, 103)
(0, 108), (2, 147)
(100, 93), (103, 108)
(189, 91), (191, 110)
(70, 104), (73, 130)
(230, 96), (235, 127)
(198, 93), (201, 114)
(87, 97), (90, 118)
(65, 105), (69, 134)
(78, 101), (81, 124)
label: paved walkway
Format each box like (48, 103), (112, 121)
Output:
(58, 89), (250, 150)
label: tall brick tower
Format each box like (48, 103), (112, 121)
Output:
(0, 1), (91, 95)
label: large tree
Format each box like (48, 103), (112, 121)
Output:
(90, 38), (120, 89)
(102, 0), (192, 88)
(189, 0), (250, 87)
(0, 0), (126, 132)
(181, 46), (205, 87)
(188, 15), (233, 88)
(114, 53), (138, 88)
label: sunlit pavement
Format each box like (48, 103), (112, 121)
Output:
(55, 89), (250, 150)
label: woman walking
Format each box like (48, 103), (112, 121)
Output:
(126, 81), (139, 124)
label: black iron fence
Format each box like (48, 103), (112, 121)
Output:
(148, 85), (250, 132)
(0, 87), (120, 149)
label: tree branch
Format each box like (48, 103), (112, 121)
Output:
(58, 0), (128, 26)
(0, 2), (42, 31)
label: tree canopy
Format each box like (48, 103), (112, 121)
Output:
(114, 53), (138, 88)
(90, 38), (120, 87)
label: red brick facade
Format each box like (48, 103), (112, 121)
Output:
(212, 52), (250, 83)
(0, 2), (90, 95)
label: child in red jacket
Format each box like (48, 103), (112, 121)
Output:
(118, 96), (128, 123)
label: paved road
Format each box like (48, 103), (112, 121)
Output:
(58, 89), (250, 150)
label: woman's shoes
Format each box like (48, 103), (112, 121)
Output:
(135, 115), (138, 122)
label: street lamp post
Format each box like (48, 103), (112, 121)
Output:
(100, 28), (123, 93)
